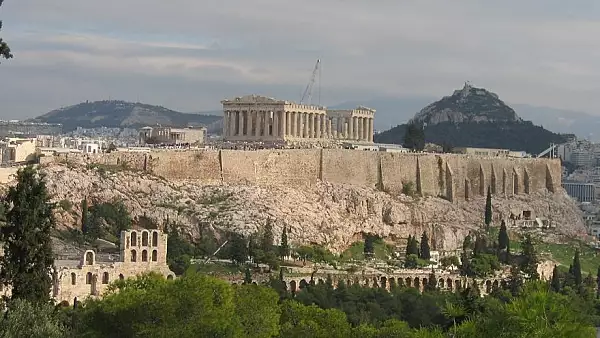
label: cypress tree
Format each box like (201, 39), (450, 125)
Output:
(261, 219), (274, 254)
(364, 235), (375, 257)
(408, 236), (419, 256)
(0, 166), (55, 303)
(520, 234), (539, 280)
(405, 235), (413, 257)
(550, 265), (561, 292)
(81, 198), (88, 233)
(229, 233), (248, 265)
(243, 267), (252, 284)
(279, 226), (289, 260)
(596, 266), (600, 299)
(420, 232), (431, 260)
(498, 220), (509, 250)
(484, 186), (492, 227)
(573, 249), (582, 286)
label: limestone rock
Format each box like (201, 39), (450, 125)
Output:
(9, 163), (586, 254)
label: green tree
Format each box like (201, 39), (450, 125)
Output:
(0, 166), (55, 303)
(462, 234), (473, 252)
(404, 254), (418, 269)
(279, 300), (351, 338)
(550, 265), (561, 292)
(364, 235), (375, 257)
(81, 198), (88, 233)
(519, 234), (539, 280)
(0, 299), (67, 338)
(406, 235), (419, 256)
(596, 266), (600, 299)
(498, 220), (509, 250)
(229, 232), (248, 265)
(234, 284), (280, 338)
(420, 232), (431, 260)
(425, 269), (438, 292)
(261, 219), (275, 254)
(279, 226), (289, 260)
(0, 0), (12, 62)
(484, 186), (492, 227)
(572, 249), (582, 286)
(403, 122), (425, 151)
(244, 267), (252, 285)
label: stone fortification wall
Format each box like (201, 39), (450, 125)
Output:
(51, 150), (562, 201)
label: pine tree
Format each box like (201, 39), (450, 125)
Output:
(420, 232), (431, 260)
(484, 186), (492, 228)
(0, 166), (55, 303)
(81, 198), (88, 233)
(573, 249), (582, 286)
(279, 226), (289, 260)
(550, 265), (561, 292)
(408, 236), (419, 256)
(0, 0), (13, 62)
(243, 267), (252, 284)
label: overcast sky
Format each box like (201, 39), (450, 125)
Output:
(2, 0), (600, 119)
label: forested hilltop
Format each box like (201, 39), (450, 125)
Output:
(375, 84), (568, 154)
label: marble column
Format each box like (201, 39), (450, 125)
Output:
(302, 113), (308, 138)
(356, 117), (362, 141)
(343, 119), (349, 139)
(296, 112), (302, 137)
(368, 118), (374, 142)
(229, 111), (236, 137)
(252, 111), (259, 138)
(363, 117), (368, 141)
(321, 115), (326, 138)
(273, 111), (279, 138)
(222, 111), (229, 137)
(327, 118), (332, 138)
(315, 114), (321, 139)
(244, 111), (251, 138)
(290, 112), (296, 137)
(263, 111), (270, 137)
(282, 111), (287, 137)
(236, 111), (243, 136)
(353, 117), (359, 140)
(307, 113), (313, 138)
(348, 116), (354, 141)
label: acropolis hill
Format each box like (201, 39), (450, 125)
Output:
(31, 149), (584, 253)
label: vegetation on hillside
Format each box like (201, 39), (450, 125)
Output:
(375, 121), (567, 154)
(31, 100), (222, 132)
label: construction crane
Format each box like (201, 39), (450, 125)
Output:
(300, 59), (321, 105)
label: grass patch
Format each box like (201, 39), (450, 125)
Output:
(191, 263), (242, 275)
(537, 240), (600, 275)
(340, 240), (395, 261)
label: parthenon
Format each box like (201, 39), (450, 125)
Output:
(221, 95), (375, 142)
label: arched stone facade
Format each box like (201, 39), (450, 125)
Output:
(53, 229), (175, 305)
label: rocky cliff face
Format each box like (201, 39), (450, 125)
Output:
(28, 163), (584, 253)
(411, 83), (522, 126)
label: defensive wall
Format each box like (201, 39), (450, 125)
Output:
(47, 149), (562, 202)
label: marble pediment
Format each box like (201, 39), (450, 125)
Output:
(222, 95), (284, 104)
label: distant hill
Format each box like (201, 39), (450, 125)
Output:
(374, 84), (569, 154)
(31, 100), (223, 132)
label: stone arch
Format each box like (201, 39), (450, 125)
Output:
(413, 277), (420, 289)
(346, 279), (352, 286)
(86, 272), (92, 285)
(389, 277), (396, 289)
(397, 277), (404, 288)
(119, 274), (124, 280)
(142, 250), (148, 262)
(513, 168), (520, 195)
(290, 280), (297, 293)
(131, 231), (138, 246)
(524, 169), (530, 194)
(131, 249), (137, 262)
(485, 280), (492, 294)
(438, 278), (445, 289)
(455, 279), (461, 290)
(152, 250), (158, 262)
(299, 279), (308, 289)
(142, 230), (149, 246)
(380, 276), (387, 289)
(167, 274), (174, 280)
(85, 250), (95, 265)
(405, 277), (412, 288)
(446, 278), (453, 291)
(491, 165), (497, 194)
(422, 277), (428, 288)
(71, 272), (77, 285)
(372, 277), (379, 288)
(152, 231), (159, 247)
(102, 272), (109, 284)
(479, 165), (485, 196)
(363, 278), (370, 287)
(492, 280), (499, 290)
(464, 179), (471, 201)
(317, 278), (324, 285)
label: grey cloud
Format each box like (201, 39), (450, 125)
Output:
(2, 0), (600, 119)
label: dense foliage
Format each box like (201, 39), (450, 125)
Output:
(0, 0), (11, 62)
(374, 121), (567, 155)
(0, 166), (55, 303)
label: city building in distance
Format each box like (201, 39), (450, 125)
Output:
(138, 126), (207, 145)
(221, 95), (375, 143)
